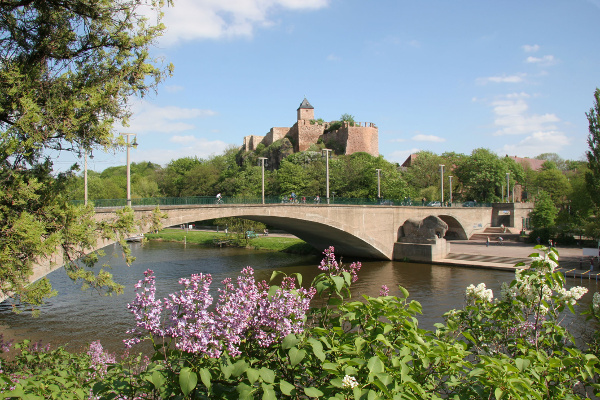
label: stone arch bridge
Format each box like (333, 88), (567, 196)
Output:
(26, 203), (532, 288)
(98, 203), (531, 260)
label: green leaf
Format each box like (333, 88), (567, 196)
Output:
(151, 370), (166, 390)
(260, 367), (275, 383)
(246, 368), (260, 385)
(289, 347), (307, 366)
(332, 276), (345, 292)
(262, 383), (276, 400)
(237, 382), (254, 399)
(282, 334), (299, 350)
(304, 387), (324, 398)
(398, 286), (409, 299)
(330, 378), (344, 388)
(200, 368), (212, 389)
(515, 358), (530, 372)
(179, 367), (198, 396)
(495, 388), (504, 399)
(367, 356), (385, 374)
(279, 380), (296, 396)
(309, 338), (326, 362)
(231, 359), (249, 377)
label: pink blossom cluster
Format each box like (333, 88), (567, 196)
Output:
(125, 267), (316, 358)
(318, 246), (361, 282)
(379, 285), (389, 297)
(87, 341), (116, 381)
(0, 334), (12, 354)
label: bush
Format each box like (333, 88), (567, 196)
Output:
(2, 246), (600, 399)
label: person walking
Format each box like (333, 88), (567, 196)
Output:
(486, 237), (490, 247)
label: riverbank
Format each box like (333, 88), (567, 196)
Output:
(148, 229), (598, 278)
(145, 229), (317, 254)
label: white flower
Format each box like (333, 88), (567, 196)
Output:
(342, 375), (359, 389)
(594, 292), (600, 314)
(466, 283), (494, 303)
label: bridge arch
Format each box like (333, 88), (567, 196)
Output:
(437, 215), (468, 240)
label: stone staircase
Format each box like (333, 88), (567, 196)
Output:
(470, 227), (521, 242)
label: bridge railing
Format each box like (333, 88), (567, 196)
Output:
(72, 196), (493, 208)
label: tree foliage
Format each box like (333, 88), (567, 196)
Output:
(530, 191), (558, 229)
(0, 0), (171, 306)
(586, 88), (600, 208)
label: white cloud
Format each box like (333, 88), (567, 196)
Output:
(154, 0), (329, 44)
(412, 134), (446, 143)
(522, 44), (540, 53)
(477, 73), (526, 85)
(488, 95), (560, 137)
(526, 55), (556, 66)
(119, 100), (217, 134)
(499, 131), (570, 157)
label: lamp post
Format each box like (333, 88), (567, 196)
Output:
(449, 175), (453, 205)
(120, 133), (137, 207)
(506, 172), (510, 203)
(258, 157), (267, 204)
(439, 165), (445, 206)
(84, 152), (88, 206)
(375, 168), (382, 200)
(322, 149), (332, 204)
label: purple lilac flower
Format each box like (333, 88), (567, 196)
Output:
(124, 269), (164, 348)
(0, 334), (13, 353)
(164, 273), (222, 357)
(319, 246), (361, 282)
(251, 276), (316, 348)
(125, 266), (316, 358)
(87, 341), (116, 380)
(379, 285), (389, 297)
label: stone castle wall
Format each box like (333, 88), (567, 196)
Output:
(243, 135), (265, 151)
(241, 102), (378, 156)
(297, 120), (326, 152)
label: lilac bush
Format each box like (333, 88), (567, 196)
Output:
(125, 266), (315, 358)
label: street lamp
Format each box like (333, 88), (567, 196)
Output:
(375, 168), (382, 200)
(120, 133), (137, 207)
(449, 175), (453, 205)
(439, 165), (445, 206)
(84, 152), (88, 206)
(506, 172), (510, 203)
(322, 149), (332, 204)
(258, 157), (267, 204)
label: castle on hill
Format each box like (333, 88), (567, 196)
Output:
(242, 98), (379, 156)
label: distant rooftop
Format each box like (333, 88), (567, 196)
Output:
(298, 98), (314, 109)
(508, 156), (545, 171)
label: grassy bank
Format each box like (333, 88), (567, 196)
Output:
(145, 229), (317, 255)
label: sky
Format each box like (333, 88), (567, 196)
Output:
(62, 0), (600, 172)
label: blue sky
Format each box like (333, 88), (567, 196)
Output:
(66, 0), (600, 172)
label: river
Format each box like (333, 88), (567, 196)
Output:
(0, 240), (598, 354)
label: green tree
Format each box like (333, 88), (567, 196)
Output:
(586, 88), (600, 208)
(530, 191), (558, 229)
(402, 151), (446, 199)
(535, 162), (571, 206)
(0, 0), (171, 306)
(454, 148), (508, 202)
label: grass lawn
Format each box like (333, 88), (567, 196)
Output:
(145, 229), (317, 255)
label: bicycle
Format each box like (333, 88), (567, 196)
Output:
(215, 198), (224, 204)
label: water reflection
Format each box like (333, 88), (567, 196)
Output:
(0, 241), (597, 354)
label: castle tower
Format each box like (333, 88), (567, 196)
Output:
(297, 98), (314, 121)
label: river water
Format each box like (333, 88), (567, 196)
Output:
(0, 241), (598, 354)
